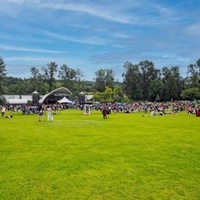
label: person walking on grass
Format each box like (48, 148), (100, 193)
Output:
(102, 106), (108, 119)
(1, 105), (6, 118)
(47, 106), (53, 121)
(38, 110), (43, 122)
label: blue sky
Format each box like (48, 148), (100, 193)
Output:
(0, 0), (200, 81)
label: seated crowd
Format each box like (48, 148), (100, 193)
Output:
(1, 100), (200, 117)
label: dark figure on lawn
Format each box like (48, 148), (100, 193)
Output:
(196, 107), (200, 117)
(102, 106), (108, 119)
(38, 110), (43, 122)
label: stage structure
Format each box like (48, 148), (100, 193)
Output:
(39, 87), (72, 104)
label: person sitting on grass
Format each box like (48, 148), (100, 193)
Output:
(5, 114), (13, 118)
(196, 107), (200, 117)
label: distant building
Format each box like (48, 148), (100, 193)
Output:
(3, 87), (73, 105)
(3, 95), (32, 105)
(85, 94), (93, 102)
(78, 92), (93, 104)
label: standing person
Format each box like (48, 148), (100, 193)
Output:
(102, 106), (108, 119)
(47, 106), (53, 121)
(38, 110), (43, 122)
(1, 105), (6, 118)
(38, 104), (43, 122)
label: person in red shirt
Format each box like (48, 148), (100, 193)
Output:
(102, 106), (108, 119)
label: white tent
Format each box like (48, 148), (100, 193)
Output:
(57, 97), (73, 104)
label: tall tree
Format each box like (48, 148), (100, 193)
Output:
(181, 58), (200, 100)
(186, 58), (200, 88)
(0, 57), (7, 96)
(113, 86), (124, 102)
(138, 60), (160, 100)
(42, 62), (58, 91)
(162, 66), (182, 101)
(15, 79), (28, 96)
(102, 86), (113, 103)
(147, 79), (164, 101)
(58, 64), (84, 95)
(94, 69), (115, 92)
(122, 61), (142, 100)
(30, 67), (48, 94)
(181, 88), (200, 100)
(30, 67), (41, 92)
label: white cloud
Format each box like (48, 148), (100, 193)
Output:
(6, 56), (54, 62)
(3, 0), (175, 25)
(37, 29), (113, 46)
(1, 44), (67, 54)
(186, 22), (200, 37)
(4, 0), (24, 3)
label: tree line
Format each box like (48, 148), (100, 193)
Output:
(0, 56), (200, 104)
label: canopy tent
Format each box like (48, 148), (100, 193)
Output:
(57, 97), (73, 104)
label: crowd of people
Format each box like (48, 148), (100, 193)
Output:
(0, 103), (60, 121)
(88, 101), (199, 115)
(1, 100), (200, 120)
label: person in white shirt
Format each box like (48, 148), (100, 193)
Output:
(1, 105), (6, 117)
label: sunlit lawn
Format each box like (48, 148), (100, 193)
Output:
(0, 108), (200, 200)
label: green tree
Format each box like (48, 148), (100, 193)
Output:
(4, 77), (21, 94)
(181, 59), (200, 100)
(113, 86), (124, 102)
(122, 61), (142, 100)
(102, 86), (113, 103)
(84, 81), (96, 92)
(15, 79), (28, 95)
(186, 58), (200, 88)
(162, 66), (182, 101)
(30, 67), (41, 90)
(30, 67), (48, 94)
(93, 91), (103, 102)
(42, 62), (58, 91)
(58, 64), (84, 95)
(138, 60), (160, 100)
(181, 88), (200, 100)
(94, 69), (115, 92)
(147, 79), (164, 101)
(0, 57), (7, 96)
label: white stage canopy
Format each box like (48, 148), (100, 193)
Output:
(57, 97), (73, 104)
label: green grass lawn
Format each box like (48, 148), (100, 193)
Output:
(0, 109), (200, 200)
